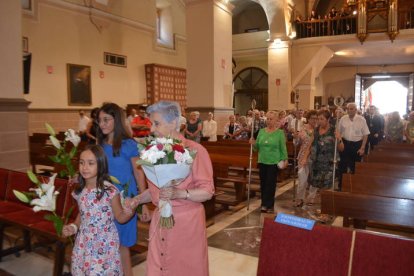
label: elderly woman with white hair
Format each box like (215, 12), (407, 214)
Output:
(129, 101), (214, 276)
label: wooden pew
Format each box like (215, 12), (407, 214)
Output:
(322, 173), (414, 230)
(258, 218), (414, 275)
(375, 143), (414, 151)
(321, 191), (414, 228)
(364, 144), (414, 164)
(364, 154), (414, 166)
(355, 162), (414, 178)
(201, 140), (292, 210)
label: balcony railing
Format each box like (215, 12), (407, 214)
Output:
(295, 16), (357, 39)
(399, 10), (414, 30)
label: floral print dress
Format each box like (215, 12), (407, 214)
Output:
(297, 126), (314, 168)
(71, 182), (122, 276)
(309, 126), (336, 189)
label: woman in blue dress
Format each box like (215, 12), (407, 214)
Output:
(97, 102), (148, 276)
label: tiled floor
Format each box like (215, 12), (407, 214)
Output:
(0, 180), (340, 276)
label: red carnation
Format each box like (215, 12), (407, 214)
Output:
(172, 144), (185, 153)
(157, 143), (164, 151)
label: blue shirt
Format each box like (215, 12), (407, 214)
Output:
(102, 138), (139, 247)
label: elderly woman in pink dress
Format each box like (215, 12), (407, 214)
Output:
(129, 101), (214, 276)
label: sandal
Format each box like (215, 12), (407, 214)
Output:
(261, 206), (268, 213)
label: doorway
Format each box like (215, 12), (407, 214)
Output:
(233, 67), (268, 115)
(363, 81), (408, 115)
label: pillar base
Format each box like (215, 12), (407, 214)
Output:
(0, 98), (31, 171)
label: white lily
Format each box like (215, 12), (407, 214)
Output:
(49, 135), (61, 149)
(31, 185), (59, 212)
(30, 173), (58, 212)
(30, 173), (57, 197)
(65, 128), (81, 147)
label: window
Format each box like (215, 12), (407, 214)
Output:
(155, 1), (174, 48)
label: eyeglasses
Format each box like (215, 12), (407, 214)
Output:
(98, 117), (114, 125)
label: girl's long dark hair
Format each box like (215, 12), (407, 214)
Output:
(96, 102), (132, 156)
(75, 145), (112, 200)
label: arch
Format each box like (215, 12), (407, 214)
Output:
(232, 0), (269, 34)
(233, 67), (268, 114)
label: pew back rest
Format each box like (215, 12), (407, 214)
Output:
(0, 168), (9, 200)
(5, 170), (33, 203)
(258, 218), (414, 276)
(352, 231), (414, 275)
(355, 162), (414, 179)
(342, 174), (414, 200)
(321, 191), (414, 227)
(365, 155), (414, 166)
(258, 218), (352, 276)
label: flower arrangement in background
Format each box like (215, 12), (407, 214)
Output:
(45, 123), (81, 178)
(137, 137), (196, 228)
(13, 171), (74, 236)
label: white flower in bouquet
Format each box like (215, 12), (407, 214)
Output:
(137, 136), (196, 228)
(65, 128), (81, 147)
(140, 147), (167, 164)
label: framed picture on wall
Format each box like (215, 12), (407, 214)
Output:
(67, 64), (92, 106)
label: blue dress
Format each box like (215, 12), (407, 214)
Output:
(103, 139), (139, 247)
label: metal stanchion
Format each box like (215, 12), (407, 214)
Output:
(332, 96), (345, 191)
(292, 90), (299, 202)
(247, 99), (256, 211)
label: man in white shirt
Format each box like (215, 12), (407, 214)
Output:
(337, 102), (370, 190)
(78, 110), (90, 141)
(202, 112), (217, 142)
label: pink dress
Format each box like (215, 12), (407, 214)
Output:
(71, 182), (122, 275)
(146, 136), (214, 276)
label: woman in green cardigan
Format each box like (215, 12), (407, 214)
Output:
(250, 110), (288, 213)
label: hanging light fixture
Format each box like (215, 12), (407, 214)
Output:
(387, 0), (399, 42)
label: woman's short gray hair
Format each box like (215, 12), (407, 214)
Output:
(147, 101), (181, 130)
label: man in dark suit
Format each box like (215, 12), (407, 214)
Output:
(364, 105), (382, 153)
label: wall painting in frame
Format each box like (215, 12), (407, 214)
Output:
(67, 63), (92, 106)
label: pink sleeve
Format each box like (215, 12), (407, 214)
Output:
(190, 143), (215, 194)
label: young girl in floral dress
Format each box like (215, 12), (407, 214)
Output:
(62, 145), (134, 275)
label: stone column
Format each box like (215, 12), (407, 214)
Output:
(185, 0), (234, 135)
(0, 1), (31, 171)
(268, 41), (293, 111)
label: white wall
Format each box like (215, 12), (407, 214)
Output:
(22, 1), (186, 109)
